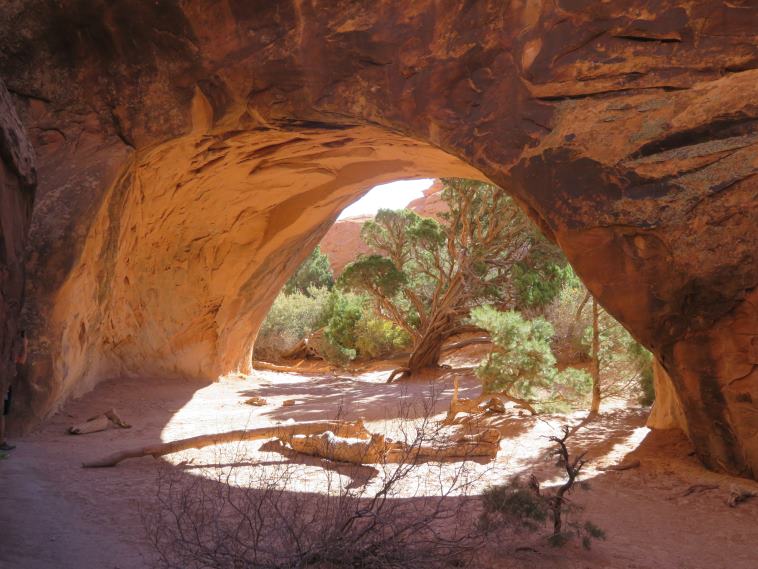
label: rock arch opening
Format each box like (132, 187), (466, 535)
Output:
(32, 125), (485, 427)
(0, 0), (754, 481)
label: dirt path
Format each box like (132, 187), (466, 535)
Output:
(2, 371), (757, 569)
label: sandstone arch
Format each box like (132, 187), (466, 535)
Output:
(0, 1), (756, 478)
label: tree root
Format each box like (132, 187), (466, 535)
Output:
(386, 367), (411, 383)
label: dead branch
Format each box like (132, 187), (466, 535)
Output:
(253, 360), (323, 373)
(444, 376), (505, 424)
(69, 408), (132, 435)
(82, 419), (370, 468)
(549, 426), (587, 536)
(286, 427), (501, 464)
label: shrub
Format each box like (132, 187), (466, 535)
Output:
(144, 403), (484, 569)
(628, 340), (655, 405)
(317, 290), (366, 364)
(544, 271), (656, 405)
(479, 476), (547, 532)
(254, 286), (330, 360)
(355, 315), (411, 359)
(480, 427), (605, 550)
(282, 245), (334, 296)
(471, 306), (557, 406)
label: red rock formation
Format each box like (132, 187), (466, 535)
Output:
(0, 1), (756, 477)
(319, 215), (374, 276)
(406, 179), (446, 219)
(319, 179), (446, 275)
(0, 78), (36, 404)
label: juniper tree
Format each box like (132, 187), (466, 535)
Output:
(340, 178), (567, 378)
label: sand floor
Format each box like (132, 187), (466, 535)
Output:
(2, 368), (757, 569)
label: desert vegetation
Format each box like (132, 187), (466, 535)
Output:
(254, 178), (653, 413)
(142, 391), (606, 569)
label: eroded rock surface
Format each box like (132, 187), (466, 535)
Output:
(0, 1), (756, 477)
(0, 78), (36, 401)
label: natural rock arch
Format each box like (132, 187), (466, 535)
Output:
(0, 1), (755, 478)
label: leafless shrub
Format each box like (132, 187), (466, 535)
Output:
(478, 426), (605, 550)
(143, 386), (490, 568)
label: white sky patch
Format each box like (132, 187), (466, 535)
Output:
(338, 178), (435, 219)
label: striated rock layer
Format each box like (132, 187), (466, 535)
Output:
(0, 1), (756, 477)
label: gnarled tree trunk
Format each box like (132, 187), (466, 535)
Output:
(590, 297), (601, 415)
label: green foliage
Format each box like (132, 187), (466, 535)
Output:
(581, 521), (607, 549)
(472, 305), (595, 410)
(340, 178), (566, 370)
(339, 255), (407, 298)
(255, 286), (330, 361)
(319, 291), (366, 365)
(471, 306), (557, 399)
(479, 477), (547, 532)
(545, 268), (656, 405)
(512, 236), (572, 310)
(556, 367), (592, 398)
(316, 290), (411, 365)
(282, 246), (334, 296)
(628, 340), (655, 405)
(355, 316), (411, 359)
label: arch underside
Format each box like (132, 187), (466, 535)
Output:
(0, 0), (755, 478)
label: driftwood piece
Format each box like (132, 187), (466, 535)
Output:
(597, 459), (641, 472)
(82, 419), (370, 468)
(69, 408), (132, 435)
(444, 377), (506, 424)
(289, 432), (388, 464)
(253, 360), (316, 373)
(284, 426), (501, 464)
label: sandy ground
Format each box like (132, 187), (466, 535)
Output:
(2, 367), (758, 569)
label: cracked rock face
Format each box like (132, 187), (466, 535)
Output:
(0, 1), (756, 478)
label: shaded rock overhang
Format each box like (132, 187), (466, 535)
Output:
(0, 0), (755, 478)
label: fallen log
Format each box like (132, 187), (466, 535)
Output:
(252, 360), (321, 373)
(444, 377), (526, 424)
(69, 408), (132, 435)
(82, 419), (370, 468)
(286, 427), (502, 464)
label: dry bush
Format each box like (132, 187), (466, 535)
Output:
(142, 390), (490, 569)
(478, 426), (605, 551)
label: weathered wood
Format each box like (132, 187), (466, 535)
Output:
(82, 419), (370, 468)
(286, 427), (501, 464)
(69, 408), (132, 435)
(70, 415), (110, 435)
